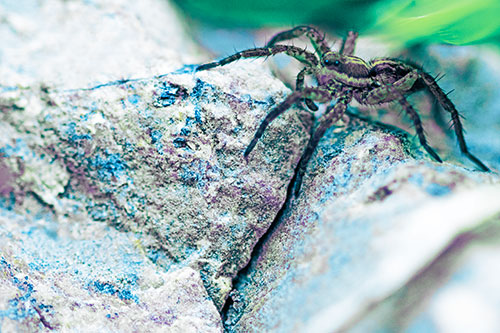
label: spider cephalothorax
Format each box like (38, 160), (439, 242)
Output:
(197, 26), (489, 196)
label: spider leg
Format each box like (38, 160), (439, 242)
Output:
(340, 31), (359, 56)
(294, 89), (353, 196)
(398, 97), (443, 163)
(430, 95), (452, 136)
(420, 72), (490, 171)
(266, 25), (330, 57)
(363, 72), (419, 104)
(296, 67), (319, 111)
(197, 45), (318, 71)
(244, 87), (332, 158)
(360, 72), (443, 163)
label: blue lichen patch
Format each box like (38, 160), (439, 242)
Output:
(173, 137), (187, 148)
(90, 150), (128, 181)
(88, 280), (139, 303)
(0, 257), (56, 329)
(0, 211), (150, 312)
(178, 159), (221, 194)
(64, 121), (92, 143)
(153, 81), (188, 108)
(0, 138), (34, 159)
(127, 94), (141, 105)
(0, 203), (222, 330)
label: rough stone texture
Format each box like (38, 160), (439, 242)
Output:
(0, 63), (309, 312)
(223, 44), (500, 332)
(0, 0), (307, 330)
(0, 210), (223, 332)
(3, 1), (500, 331)
(0, 0), (201, 88)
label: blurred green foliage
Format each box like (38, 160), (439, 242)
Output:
(374, 0), (500, 45)
(173, 0), (500, 45)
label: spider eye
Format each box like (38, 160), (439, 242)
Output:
(324, 58), (341, 67)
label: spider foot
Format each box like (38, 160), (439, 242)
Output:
(422, 143), (443, 163)
(243, 140), (257, 159)
(464, 152), (490, 172)
(196, 62), (218, 71)
(304, 99), (319, 111)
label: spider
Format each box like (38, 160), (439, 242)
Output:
(197, 26), (490, 196)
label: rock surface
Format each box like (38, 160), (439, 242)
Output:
(0, 212), (223, 332)
(222, 43), (500, 332)
(0, 0), (201, 88)
(0, 61), (310, 313)
(0, 0), (307, 330)
(2, 1), (500, 332)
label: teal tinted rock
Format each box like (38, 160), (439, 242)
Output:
(0, 60), (308, 313)
(0, 0), (307, 329)
(2, 1), (500, 331)
(0, 211), (223, 331)
(223, 43), (500, 333)
(225, 119), (500, 331)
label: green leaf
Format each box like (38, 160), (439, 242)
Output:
(173, 0), (500, 45)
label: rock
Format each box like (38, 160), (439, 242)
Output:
(223, 43), (500, 332)
(340, 209), (500, 332)
(0, 0), (308, 329)
(3, 2), (500, 331)
(0, 62), (309, 315)
(0, 0), (202, 88)
(224, 116), (500, 332)
(0, 212), (223, 331)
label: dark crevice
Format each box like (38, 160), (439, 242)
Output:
(221, 166), (299, 324)
(219, 109), (410, 326)
(220, 136), (306, 326)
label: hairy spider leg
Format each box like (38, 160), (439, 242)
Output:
(361, 71), (443, 162)
(266, 25), (330, 57)
(399, 97), (443, 162)
(425, 74), (452, 134)
(294, 89), (354, 196)
(265, 26), (329, 111)
(340, 31), (359, 56)
(196, 45), (318, 71)
(296, 67), (319, 111)
(244, 87), (332, 158)
(420, 72), (490, 171)
(430, 96), (450, 135)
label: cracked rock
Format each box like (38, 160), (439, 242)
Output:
(0, 63), (309, 313)
(1, 0), (308, 330)
(223, 44), (500, 332)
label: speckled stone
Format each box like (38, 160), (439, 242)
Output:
(3, 1), (500, 331)
(224, 116), (500, 332)
(0, 210), (223, 332)
(0, 0), (307, 329)
(223, 43), (500, 332)
(0, 59), (310, 314)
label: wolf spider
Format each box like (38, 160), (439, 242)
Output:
(197, 26), (489, 196)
